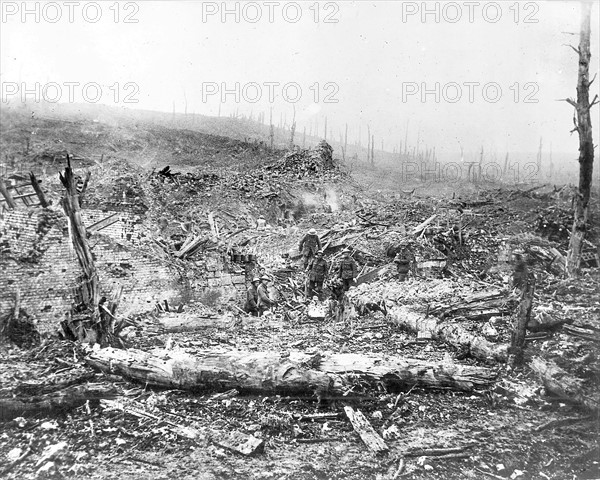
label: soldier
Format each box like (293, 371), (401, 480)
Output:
(257, 275), (275, 316)
(306, 250), (328, 299)
(244, 277), (260, 316)
(512, 251), (528, 291)
(299, 228), (322, 269)
(393, 242), (413, 281)
(338, 248), (357, 291)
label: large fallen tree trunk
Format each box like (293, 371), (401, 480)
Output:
(0, 383), (117, 421)
(85, 348), (497, 395)
(530, 356), (598, 412)
(386, 306), (509, 362)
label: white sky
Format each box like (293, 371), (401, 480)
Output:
(1, 1), (599, 159)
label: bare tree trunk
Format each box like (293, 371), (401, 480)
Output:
(367, 125), (371, 164)
(371, 134), (375, 166)
(59, 156), (116, 346)
(269, 108), (274, 150)
(566, 1), (597, 276)
(86, 348), (497, 394)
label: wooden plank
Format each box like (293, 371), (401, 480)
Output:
(344, 406), (388, 454)
(355, 265), (390, 287)
(87, 212), (120, 233)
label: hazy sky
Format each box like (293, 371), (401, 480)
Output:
(1, 1), (599, 160)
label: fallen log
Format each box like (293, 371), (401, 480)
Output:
(318, 353), (497, 391)
(404, 444), (476, 457)
(85, 348), (497, 396)
(87, 347), (339, 394)
(530, 356), (598, 411)
(386, 306), (509, 362)
(344, 406), (388, 454)
(563, 324), (600, 342)
(0, 383), (118, 421)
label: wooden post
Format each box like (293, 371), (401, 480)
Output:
(509, 271), (535, 368)
(29, 172), (49, 208)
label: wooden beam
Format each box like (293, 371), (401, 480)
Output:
(344, 406), (388, 454)
(0, 178), (17, 208)
(29, 172), (49, 208)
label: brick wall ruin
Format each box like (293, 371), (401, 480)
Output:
(1, 206), (249, 336)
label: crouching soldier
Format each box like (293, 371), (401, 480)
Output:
(338, 248), (357, 291)
(244, 277), (260, 316)
(299, 228), (322, 269)
(257, 275), (276, 316)
(306, 250), (327, 299)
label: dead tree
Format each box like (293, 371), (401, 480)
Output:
(565, 1), (598, 276)
(59, 157), (117, 346)
(269, 107), (274, 150)
(371, 134), (375, 166)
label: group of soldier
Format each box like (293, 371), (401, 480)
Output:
(244, 227), (359, 316)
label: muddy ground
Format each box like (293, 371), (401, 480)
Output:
(1, 109), (599, 480)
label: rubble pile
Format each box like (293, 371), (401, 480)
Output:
(266, 141), (339, 177)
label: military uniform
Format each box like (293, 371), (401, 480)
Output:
(257, 280), (275, 316)
(299, 231), (322, 268)
(306, 256), (328, 298)
(394, 251), (412, 281)
(338, 254), (357, 291)
(244, 282), (259, 316)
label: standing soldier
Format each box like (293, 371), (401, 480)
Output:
(306, 250), (328, 299)
(257, 275), (276, 316)
(393, 241), (413, 281)
(299, 228), (322, 269)
(244, 277), (260, 316)
(338, 248), (357, 291)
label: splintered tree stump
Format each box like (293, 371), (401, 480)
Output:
(530, 356), (598, 412)
(85, 348), (497, 395)
(509, 273), (535, 367)
(344, 406), (388, 454)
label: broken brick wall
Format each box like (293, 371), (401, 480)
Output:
(1, 207), (250, 335)
(0, 208), (80, 334)
(1, 208), (183, 334)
